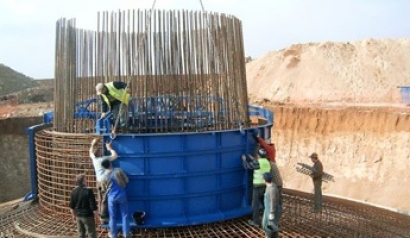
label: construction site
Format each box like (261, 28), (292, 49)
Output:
(1, 2), (410, 238)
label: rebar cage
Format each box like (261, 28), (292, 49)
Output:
(54, 9), (249, 133)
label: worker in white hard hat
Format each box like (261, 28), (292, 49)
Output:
(95, 81), (130, 132)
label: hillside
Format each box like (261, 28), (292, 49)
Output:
(0, 63), (40, 97)
(0, 65), (53, 118)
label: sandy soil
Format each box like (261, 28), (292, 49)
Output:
(246, 38), (410, 213)
(246, 38), (410, 104)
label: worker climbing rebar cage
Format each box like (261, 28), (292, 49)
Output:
(54, 5), (250, 135)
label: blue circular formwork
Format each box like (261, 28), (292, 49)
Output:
(101, 105), (274, 228)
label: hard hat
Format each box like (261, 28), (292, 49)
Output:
(95, 83), (104, 95)
(258, 148), (267, 157)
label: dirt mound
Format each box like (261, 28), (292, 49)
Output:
(246, 38), (410, 104)
(270, 105), (410, 212)
(246, 38), (410, 213)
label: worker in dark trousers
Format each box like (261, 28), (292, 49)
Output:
(95, 81), (130, 133)
(69, 174), (98, 238)
(309, 152), (324, 212)
(242, 148), (271, 227)
(254, 133), (283, 224)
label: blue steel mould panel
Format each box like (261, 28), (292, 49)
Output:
(110, 105), (271, 228)
(103, 124), (272, 227)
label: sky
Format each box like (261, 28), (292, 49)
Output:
(0, 0), (410, 79)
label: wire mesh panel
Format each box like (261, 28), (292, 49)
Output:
(35, 130), (97, 216)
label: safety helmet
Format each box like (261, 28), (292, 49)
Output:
(258, 148), (267, 157)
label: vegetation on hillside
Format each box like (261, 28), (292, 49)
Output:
(0, 64), (54, 103)
(0, 63), (40, 96)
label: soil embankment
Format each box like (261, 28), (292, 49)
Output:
(265, 104), (410, 213)
(246, 38), (410, 213)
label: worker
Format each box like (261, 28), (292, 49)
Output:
(253, 133), (276, 162)
(95, 81), (130, 133)
(309, 152), (324, 212)
(242, 148), (271, 227)
(254, 133), (283, 223)
(262, 172), (280, 238)
(100, 159), (130, 238)
(89, 138), (119, 224)
(69, 174), (98, 238)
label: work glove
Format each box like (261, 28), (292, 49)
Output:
(241, 154), (247, 162)
(248, 155), (260, 170)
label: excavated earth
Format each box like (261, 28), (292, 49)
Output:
(246, 37), (410, 214)
(262, 103), (410, 213)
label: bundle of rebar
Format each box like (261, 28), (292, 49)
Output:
(296, 162), (335, 182)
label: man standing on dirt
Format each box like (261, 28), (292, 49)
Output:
(89, 138), (119, 223)
(309, 152), (324, 212)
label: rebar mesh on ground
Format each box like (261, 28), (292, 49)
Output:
(54, 10), (249, 133)
(282, 189), (410, 238)
(1, 190), (409, 238)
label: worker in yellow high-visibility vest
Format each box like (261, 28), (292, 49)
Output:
(95, 81), (130, 132)
(242, 148), (271, 227)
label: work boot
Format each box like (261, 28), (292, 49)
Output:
(248, 219), (259, 227)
